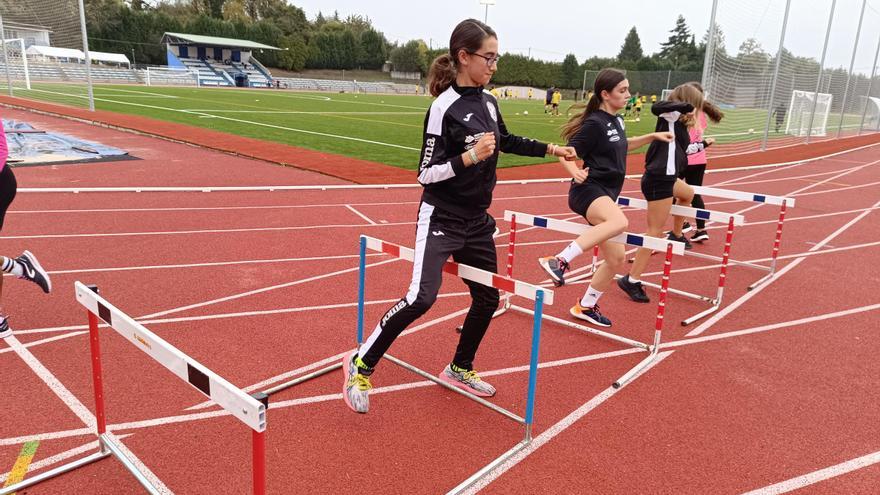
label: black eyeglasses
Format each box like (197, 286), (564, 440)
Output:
(469, 52), (500, 67)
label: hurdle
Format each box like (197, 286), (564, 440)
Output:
(501, 211), (685, 389)
(604, 196), (747, 325)
(1, 283), (269, 495)
(262, 234), (552, 493)
(689, 186), (795, 290)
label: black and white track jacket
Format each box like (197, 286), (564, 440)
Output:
(643, 101), (696, 177)
(417, 81), (549, 218)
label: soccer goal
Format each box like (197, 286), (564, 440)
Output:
(661, 88), (674, 101)
(784, 90), (833, 137)
(0, 38), (32, 90)
(145, 66), (201, 87)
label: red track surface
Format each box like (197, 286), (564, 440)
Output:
(1, 105), (879, 494)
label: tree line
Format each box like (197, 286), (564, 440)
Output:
(86, 2), (876, 100)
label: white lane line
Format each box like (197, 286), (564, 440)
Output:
(0, 220), (414, 240)
(186, 305), (473, 411)
(345, 204), (377, 225)
(458, 351), (675, 494)
(0, 434), (133, 484)
(739, 450), (880, 495)
(9, 299), (878, 448)
(135, 257), (401, 320)
(687, 197), (880, 337)
(2, 335), (173, 493)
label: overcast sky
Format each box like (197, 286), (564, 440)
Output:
(290, 0), (880, 73)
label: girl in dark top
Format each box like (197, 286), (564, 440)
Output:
(618, 84), (701, 303)
(538, 69), (673, 327)
(342, 19), (577, 414)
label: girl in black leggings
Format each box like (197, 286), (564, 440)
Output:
(0, 128), (52, 339)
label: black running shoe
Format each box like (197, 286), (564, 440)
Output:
(682, 222), (693, 234)
(15, 251), (52, 293)
(0, 315), (11, 339)
(617, 275), (650, 303)
(666, 232), (692, 251)
(691, 230), (709, 242)
(538, 256), (570, 287)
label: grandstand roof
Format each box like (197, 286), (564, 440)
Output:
(161, 32), (279, 51)
(25, 45), (131, 65)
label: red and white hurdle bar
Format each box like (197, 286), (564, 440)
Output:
(1, 282), (270, 495)
(502, 211), (685, 388)
(689, 186), (794, 290)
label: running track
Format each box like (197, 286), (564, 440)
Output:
(1, 108), (879, 494)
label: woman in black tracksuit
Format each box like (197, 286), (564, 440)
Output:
(341, 19), (577, 414)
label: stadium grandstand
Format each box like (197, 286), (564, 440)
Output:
(161, 32), (278, 88)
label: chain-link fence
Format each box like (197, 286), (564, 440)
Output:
(702, 0), (880, 155)
(0, 0), (95, 110)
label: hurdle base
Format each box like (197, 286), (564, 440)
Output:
(0, 449), (111, 495)
(385, 353), (526, 425)
(445, 438), (530, 495)
(747, 271), (776, 291)
(613, 348), (659, 389)
(263, 361), (343, 397)
(615, 275), (721, 326)
(509, 304), (650, 351)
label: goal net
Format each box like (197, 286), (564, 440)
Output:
(784, 90), (832, 137)
(145, 67), (201, 87)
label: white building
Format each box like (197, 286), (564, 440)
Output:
(2, 21), (51, 48)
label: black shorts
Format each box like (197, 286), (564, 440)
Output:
(0, 165), (17, 232)
(568, 180), (620, 220)
(641, 174), (676, 201)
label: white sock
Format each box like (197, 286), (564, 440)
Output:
(556, 242), (583, 264)
(1, 257), (23, 277)
(580, 286), (603, 308)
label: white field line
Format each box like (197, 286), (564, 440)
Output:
(687, 197), (880, 337)
(739, 450), (880, 495)
(7, 290), (471, 339)
(0, 220), (414, 240)
(2, 335), (173, 493)
(345, 204), (377, 225)
(458, 351), (675, 494)
(21, 87), (420, 151)
(134, 257), (402, 320)
(6, 300), (878, 447)
(0, 434), (134, 484)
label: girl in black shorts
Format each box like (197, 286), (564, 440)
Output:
(538, 68), (673, 327)
(618, 84), (700, 303)
(0, 127), (52, 339)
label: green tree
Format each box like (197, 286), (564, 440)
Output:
(358, 29), (388, 69)
(389, 40), (424, 73)
(659, 15), (698, 68)
(617, 27), (643, 62)
(560, 53), (580, 88)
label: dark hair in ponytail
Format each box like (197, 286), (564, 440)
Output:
(428, 19), (497, 97)
(687, 81), (725, 123)
(561, 68), (626, 142)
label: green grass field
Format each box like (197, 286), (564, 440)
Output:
(8, 82), (871, 170)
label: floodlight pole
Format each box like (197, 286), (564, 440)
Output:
(761, 0), (792, 151)
(836, 0), (867, 138)
(479, 0), (495, 24)
(700, 0), (719, 92)
(857, 31), (880, 135)
(77, 0), (95, 111)
(0, 14), (12, 97)
(805, 0), (836, 143)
